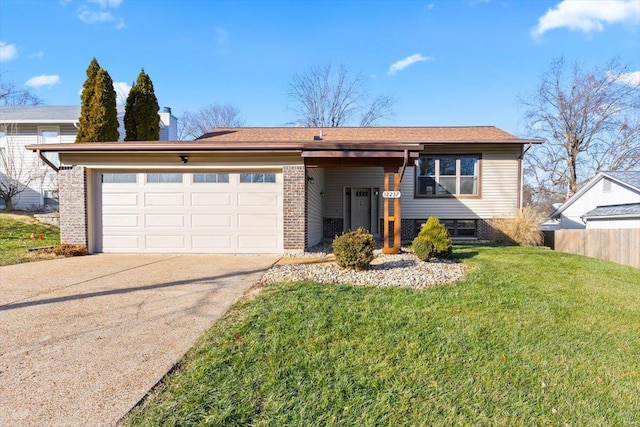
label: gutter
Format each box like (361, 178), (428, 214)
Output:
(36, 149), (59, 172)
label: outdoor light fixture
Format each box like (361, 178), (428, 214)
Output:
(178, 155), (189, 164)
(320, 190), (325, 197)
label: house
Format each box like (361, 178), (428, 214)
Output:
(549, 171), (640, 229)
(26, 126), (542, 254)
(0, 105), (177, 209)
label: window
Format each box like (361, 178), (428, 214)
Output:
(0, 130), (6, 156)
(603, 178), (611, 192)
(240, 172), (276, 183)
(416, 155), (479, 197)
(43, 190), (59, 206)
(146, 173), (182, 183)
(102, 173), (137, 183)
(193, 173), (229, 183)
(418, 219), (477, 238)
(39, 127), (60, 166)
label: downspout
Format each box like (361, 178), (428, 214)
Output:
(399, 149), (409, 182)
(517, 143), (532, 209)
(36, 149), (59, 172)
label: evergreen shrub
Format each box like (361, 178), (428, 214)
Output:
(332, 227), (375, 271)
(411, 236), (434, 262)
(418, 216), (452, 259)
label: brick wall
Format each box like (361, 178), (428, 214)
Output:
(58, 166), (88, 247)
(283, 165), (306, 252)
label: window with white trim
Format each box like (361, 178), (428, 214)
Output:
(0, 130), (7, 157)
(39, 126), (60, 166)
(416, 155), (479, 197)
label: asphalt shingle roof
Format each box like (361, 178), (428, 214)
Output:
(582, 203), (640, 219)
(604, 171), (640, 192)
(0, 106), (81, 123)
(197, 126), (535, 143)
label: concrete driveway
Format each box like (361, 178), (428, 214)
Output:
(0, 254), (279, 426)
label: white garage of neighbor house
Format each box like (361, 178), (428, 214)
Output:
(27, 127), (542, 254)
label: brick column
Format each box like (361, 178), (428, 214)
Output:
(283, 165), (306, 252)
(58, 166), (89, 247)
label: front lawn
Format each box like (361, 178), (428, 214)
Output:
(124, 246), (640, 426)
(0, 213), (61, 266)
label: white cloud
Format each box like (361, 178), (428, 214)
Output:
(532, 0), (640, 37)
(78, 0), (124, 28)
(78, 9), (114, 23)
(113, 81), (132, 104)
(0, 41), (18, 62)
(608, 70), (640, 86)
(25, 74), (60, 88)
(88, 0), (123, 7)
(388, 54), (431, 76)
(29, 50), (45, 60)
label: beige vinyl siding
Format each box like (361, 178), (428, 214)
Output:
(403, 144), (521, 219)
(323, 167), (384, 219)
(324, 144), (522, 221)
(306, 168), (325, 247)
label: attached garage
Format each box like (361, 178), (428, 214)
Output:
(96, 170), (283, 254)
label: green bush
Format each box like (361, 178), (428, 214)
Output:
(332, 228), (375, 271)
(411, 236), (434, 262)
(418, 216), (452, 259)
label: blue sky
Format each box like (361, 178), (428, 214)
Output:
(1, 0), (639, 136)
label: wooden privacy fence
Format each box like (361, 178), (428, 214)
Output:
(555, 229), (640, 269)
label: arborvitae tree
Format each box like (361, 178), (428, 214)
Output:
(124, 69), (160, 141)
(75, 58), (101, 142)
(91, 68), (120, 142)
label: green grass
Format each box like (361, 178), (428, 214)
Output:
(124, 246), (640, 426)
(0, 213), (61, 266)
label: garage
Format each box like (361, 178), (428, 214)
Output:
(96, 171), (283, 253)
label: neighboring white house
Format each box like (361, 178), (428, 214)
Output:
(0, 105), (177, 210)
(549, 171), (640, 229)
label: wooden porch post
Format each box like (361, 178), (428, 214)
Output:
(383, 168), (401, 254)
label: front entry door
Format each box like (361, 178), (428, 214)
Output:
(351, 188), (371, 232)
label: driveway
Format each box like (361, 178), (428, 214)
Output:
(0, 254), (279, 426)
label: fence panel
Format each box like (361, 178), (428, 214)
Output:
(555, 229), (640, 268)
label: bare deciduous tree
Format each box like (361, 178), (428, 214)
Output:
(0, 75), (43, 106)
(521, 57), (640, 203)
(178, 104), (245, 140)
(0, 125), (49, 210)
(287, 64), (394, 127)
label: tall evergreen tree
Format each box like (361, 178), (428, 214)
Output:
(75, 58), (101, 142)
(91, 68), (120, 142)
(124, 69), (160, 141)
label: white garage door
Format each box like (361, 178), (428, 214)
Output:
(98, 171), (283, 253)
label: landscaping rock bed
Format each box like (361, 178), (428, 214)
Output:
(264, 242), (467, 290)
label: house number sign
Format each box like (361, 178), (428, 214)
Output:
(382, 191), (401, 199)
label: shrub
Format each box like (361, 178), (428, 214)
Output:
(418, 216), (452, 259)
(411, 236), (434, 262)
(332, 227), (375, 271)
(489, 206), (545, 246)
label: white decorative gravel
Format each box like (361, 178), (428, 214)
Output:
(264, 244), (467, 290)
